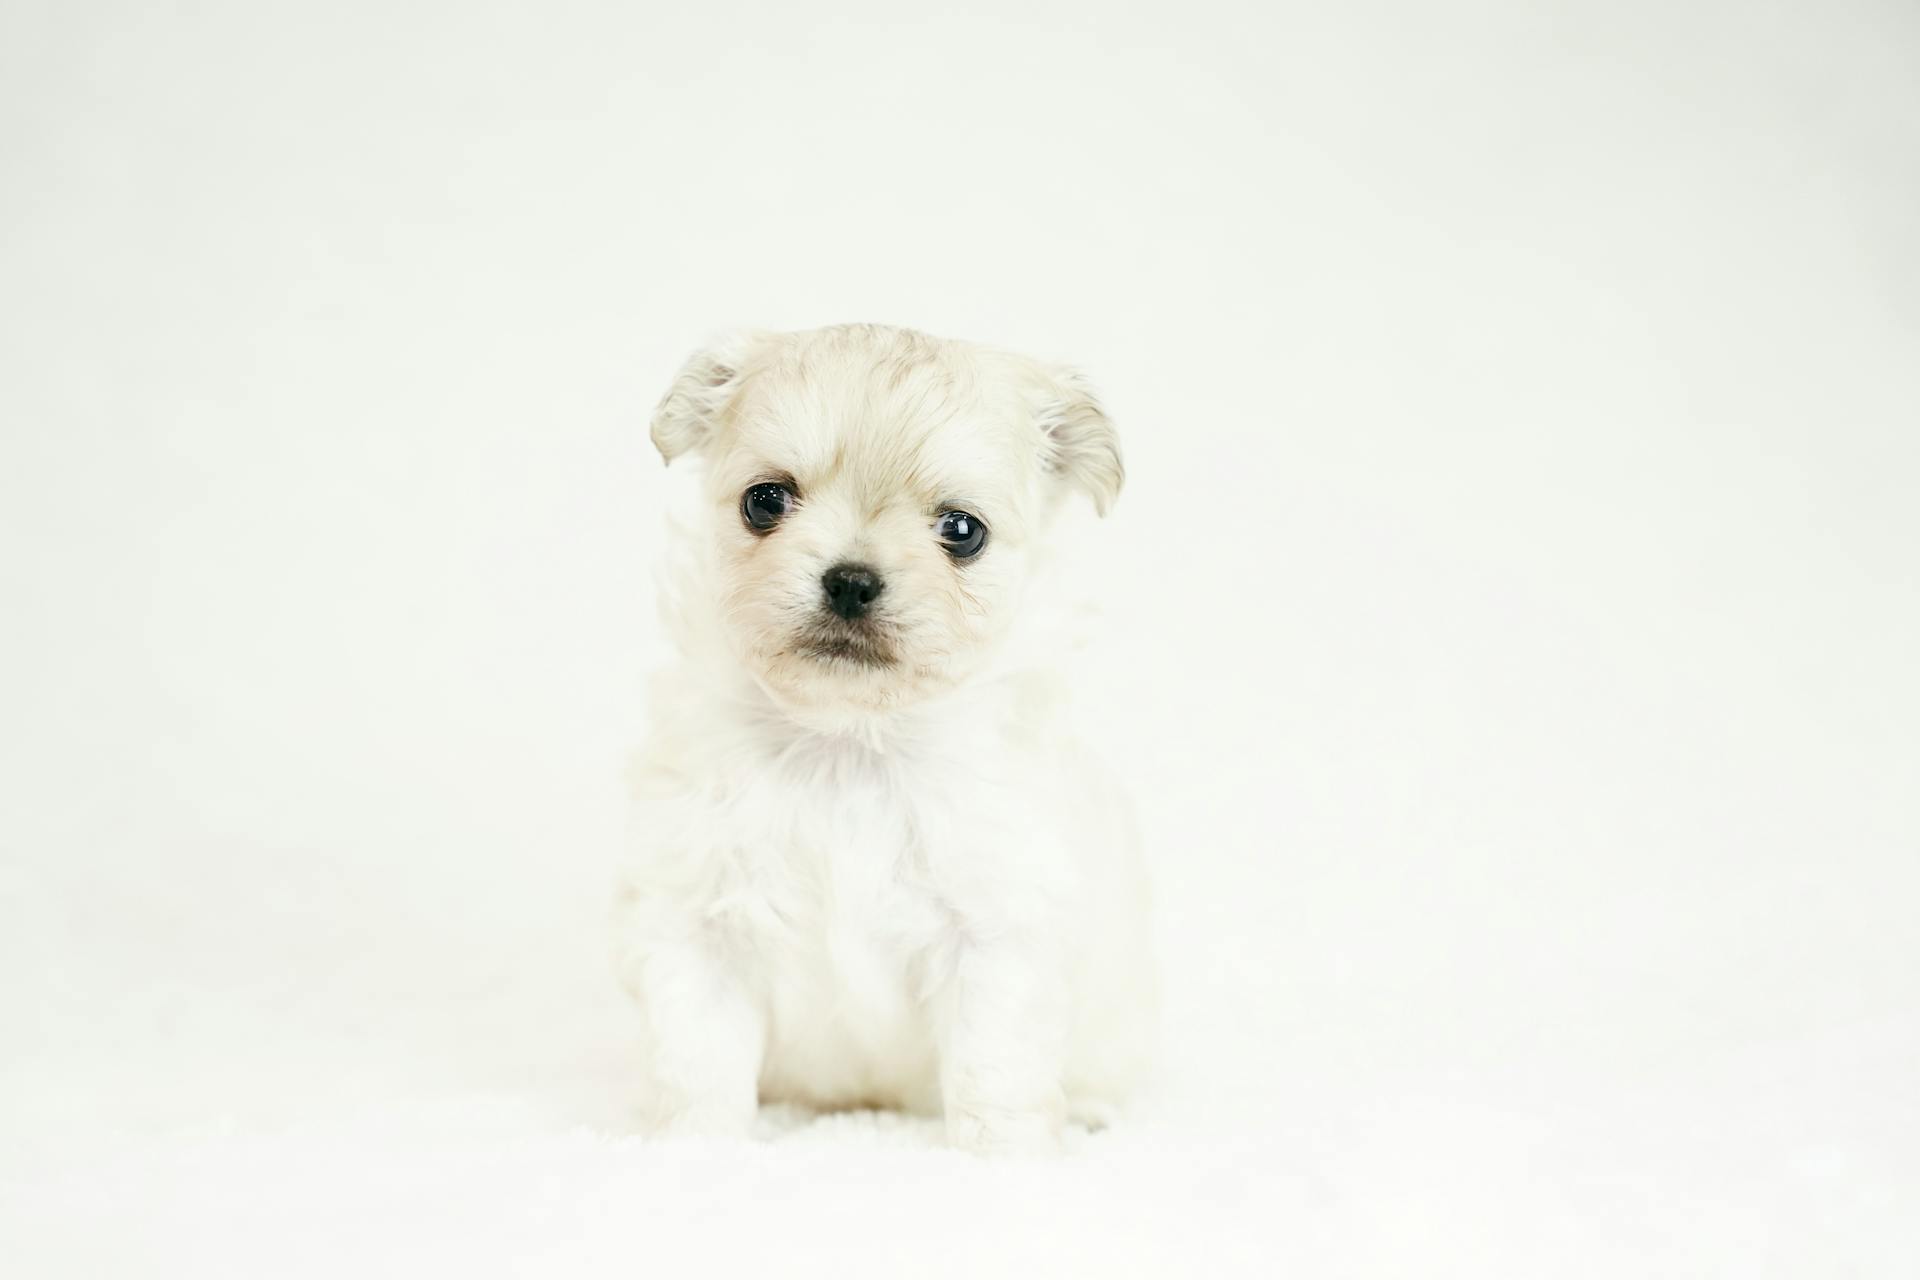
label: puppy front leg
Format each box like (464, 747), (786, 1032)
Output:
(937, 939), (1069, 1155)
(616, 926), (762, 1138)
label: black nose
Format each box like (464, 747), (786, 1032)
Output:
(821, 563), (884, 620)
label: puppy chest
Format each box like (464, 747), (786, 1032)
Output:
(745, 774), (949, 1075)
(765, 810), (946, 994)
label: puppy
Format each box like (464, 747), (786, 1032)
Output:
(616, 324), (1154, 1153)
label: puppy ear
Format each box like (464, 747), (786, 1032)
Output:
(1035, 366), (1124, 516)
(649, 331), (768, 464)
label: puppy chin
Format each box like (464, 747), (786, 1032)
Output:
(796, 617), (897, 669)
(743, 624), (947, 723)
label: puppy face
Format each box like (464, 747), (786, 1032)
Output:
(650, 325), (1122, 715)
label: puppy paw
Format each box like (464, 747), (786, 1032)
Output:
(638, 1094), (756, 1141)
(945, 1105), (1063, 1157)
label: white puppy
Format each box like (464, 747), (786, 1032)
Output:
(616, 324), (1154, 1153)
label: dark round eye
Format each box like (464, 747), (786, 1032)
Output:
(935, 510), (987, 559)
(741, 482), (795, 533)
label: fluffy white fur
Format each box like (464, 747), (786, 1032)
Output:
(615, 324), (1154, 1154)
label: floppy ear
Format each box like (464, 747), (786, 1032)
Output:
(1035, 366), (1124, 516)
(649, 331), (767, 464)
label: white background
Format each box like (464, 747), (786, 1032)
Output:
(3, 1), (1917, 1274)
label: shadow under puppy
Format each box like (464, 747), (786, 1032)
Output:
(616, 324), (1155, 1154)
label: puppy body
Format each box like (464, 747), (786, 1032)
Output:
(617, 325), (1153, 1152)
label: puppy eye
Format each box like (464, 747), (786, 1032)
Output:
(741, 482), (795, 533)
(934, 510), (987, 559)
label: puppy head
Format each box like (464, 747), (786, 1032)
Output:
(649, 324), (1121, 715)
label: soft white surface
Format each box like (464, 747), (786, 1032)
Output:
(3, 1), (1917, 1275)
